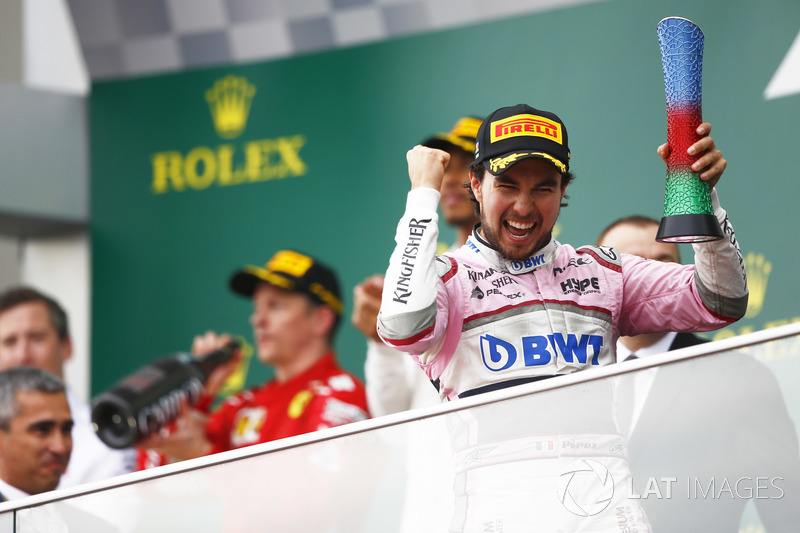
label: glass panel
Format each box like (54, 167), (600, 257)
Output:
(0, 512), (12, 532)
(617, 336), (800, 531)
(5, 328), (799, 532)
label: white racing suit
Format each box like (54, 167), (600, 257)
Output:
(377, 187), (748, 532)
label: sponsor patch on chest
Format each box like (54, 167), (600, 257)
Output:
(559, 277), (601, 295)
(480, 333), (603, 371)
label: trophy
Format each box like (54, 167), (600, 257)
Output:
(655, 17), (723, 242)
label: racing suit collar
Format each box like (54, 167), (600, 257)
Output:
(467, 224), (560, 274)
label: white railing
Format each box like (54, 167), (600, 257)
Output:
(1, 322), (799, 532)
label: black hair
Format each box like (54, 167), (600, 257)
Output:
(0, 286), (69, 341)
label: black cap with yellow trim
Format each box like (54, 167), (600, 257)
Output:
(229, 250), (343, 316)
(474, 104), (570, 175)
(422, 116), (483, 154)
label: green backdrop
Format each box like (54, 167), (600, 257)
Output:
(90, 0), (800, 398)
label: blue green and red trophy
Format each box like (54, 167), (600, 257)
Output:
(655, 17), (723, 242)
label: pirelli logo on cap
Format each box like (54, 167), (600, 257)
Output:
(267, 250), (313, 277)
(490, 114), (563, 144)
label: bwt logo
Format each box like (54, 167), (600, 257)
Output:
(480, 333), (603, 371)
(509, 254), (546, 272)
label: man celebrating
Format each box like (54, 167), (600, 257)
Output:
(377, 103), (747, 400)
(139, 249), (369, 465)
(0, 366), (73, 500)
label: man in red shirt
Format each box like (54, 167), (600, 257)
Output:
(138, 249), (369, 466)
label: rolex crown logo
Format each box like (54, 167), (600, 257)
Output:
(206, 75), (256, 139)
(743, 252), (772, 318)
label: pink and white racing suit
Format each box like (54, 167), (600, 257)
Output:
(378, 187), (747, 401)
(377, 187), (748, 533)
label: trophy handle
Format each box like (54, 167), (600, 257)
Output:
(656, 17), (723, 243)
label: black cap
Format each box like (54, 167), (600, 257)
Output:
(474, 104), (570, 175)
(229, 250), (343, 315)
(421, 116), (483, 154)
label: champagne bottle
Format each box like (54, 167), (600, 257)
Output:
(91, 341), (240, 449)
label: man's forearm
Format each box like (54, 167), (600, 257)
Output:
(691, 189), (749, 320)
(378, 188), (441, 350)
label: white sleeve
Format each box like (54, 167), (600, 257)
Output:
(691, 189), (749, 319)
(377, 188), (442, 349)
(364, 339), (414, 417)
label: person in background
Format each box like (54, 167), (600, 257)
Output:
(0, 366), (72, 501)
(598, 215), (800, 531)
(137, 249), (369, 467)
(422, 116), (484, 253)
(0, 286), (135, 488)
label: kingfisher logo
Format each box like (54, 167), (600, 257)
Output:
(392, 218), (432, 304)
(468, 267), (496, 282)
(480, 333), (603, 371)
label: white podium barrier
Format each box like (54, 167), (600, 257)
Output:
(1, 323), (799, 532)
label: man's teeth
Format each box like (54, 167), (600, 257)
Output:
(507, 221), (533, 230)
